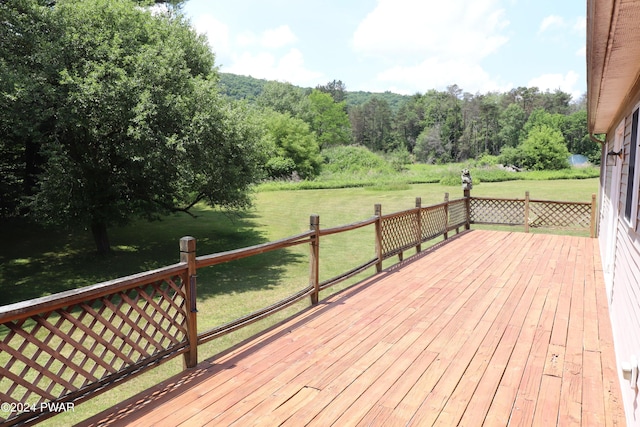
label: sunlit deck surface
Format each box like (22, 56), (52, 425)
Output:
(80, 230), (625, 426)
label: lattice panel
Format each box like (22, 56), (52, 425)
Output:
(381, 211), (419, 257)
(448, 199), (468, 228)
(0, 275), (187, 423)
(421, 206), (447, 240)
(471, 198), (524, 225)
(529, 201), (591, 229)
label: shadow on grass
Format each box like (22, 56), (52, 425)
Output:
(0, 207), (306, 306)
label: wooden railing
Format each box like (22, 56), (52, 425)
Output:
(470, 192), (597, 237)
(0, 191), (595, 425)
(0, 265), (193, 426)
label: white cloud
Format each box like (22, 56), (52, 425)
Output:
(573, 17), (586, 33)
(236, 25), (297, 49)
(352, 0), (509, 62)
(261, 25), (297, 48)
(374, 57), (511, 94)
(538, 15), (565, 34)
(192, 14), (230, 55)
(236, 31), (258, 47)
(225, 48), (324, 86)
(527, 70), (582, 99)
(191, 16), (319, 87)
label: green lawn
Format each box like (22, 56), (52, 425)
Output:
(0, 177), (599, 426)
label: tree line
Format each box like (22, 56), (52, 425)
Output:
(223, 73), (597, 170)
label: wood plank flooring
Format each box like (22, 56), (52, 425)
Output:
(78, 230), (625, 426)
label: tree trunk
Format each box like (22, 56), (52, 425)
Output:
(91, 221), (111, 255)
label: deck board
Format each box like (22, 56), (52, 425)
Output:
(78, 230), (625, 427)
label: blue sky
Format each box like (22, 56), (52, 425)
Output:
(183, 0), (586, 100)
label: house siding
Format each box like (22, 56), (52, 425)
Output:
(599, 151), (613, 276)
(600, 94), (640, 424)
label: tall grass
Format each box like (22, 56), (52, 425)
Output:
(257, 162), (600, 192)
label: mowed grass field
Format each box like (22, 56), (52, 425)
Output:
(0, 178), (599, 425)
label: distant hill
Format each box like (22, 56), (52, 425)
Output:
(218, 73), (409, 110)
(218, 73), (269, 101)
(345, 91), (409, 111)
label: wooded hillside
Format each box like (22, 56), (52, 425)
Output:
(219, 73), (595, 167)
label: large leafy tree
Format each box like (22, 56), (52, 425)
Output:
(261, 110), (321, 179)
(0, 0), (57, 217)
(3, 0), (266, 254)
(562, 110), (600, 162)
(256, 81), (311, 122)
(497, 103), (527, 148)
(307, 89), (351, 148)
(518, 125), (570, 170)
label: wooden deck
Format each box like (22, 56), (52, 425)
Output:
(79, 230), (625, 426)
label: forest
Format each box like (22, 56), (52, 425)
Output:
(220, 73), (597, 170)
(0, 0), (597, 254)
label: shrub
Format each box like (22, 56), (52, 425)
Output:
(322, 145), (395, 175)
(261, 110), (322, 179)
(265, 156), (296, 179)
(385, 146), (413, 172)
(498, 146), (525, 168)
(475, 153), (500, 167)
(519, 125), (570, 170)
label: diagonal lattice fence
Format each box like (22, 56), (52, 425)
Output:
(529, 200), (592, 228)
(448, 199), (469, 230)
(380, 199), (469, 259)
(0, 267), (189, 426)
(470, 195), (594, 235)
(420, 204), (447, 241)
(380, 209), (420, 258)
(471, 197), (525, 225)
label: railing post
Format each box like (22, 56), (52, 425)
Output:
(180, 236), (198, 369)
(415, 197), (422, 253)
(309, 215), (320, 304)
(524, 191), (530, 233)
(462, 169), (472, 231)
(375, 204), (383, 272)
(444, 193), (450, 240)
(463, 189), (471, 231)
(590, 193), (597, 238)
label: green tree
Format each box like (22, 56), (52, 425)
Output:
(539, 89), (572, 115)
(316, 79), (347, 103)
(307, 89), (351, 148)
(8, 0), (266, 254)
(257, 81), (311, 122)
(261, 110), (321, 179)
(414, 125), (450, 163)
(518, 125), (570, 170)
(0, 0), (58, 217)
(219, 73), (268, 101)
(497, 103), (527, 148)
(350, 97), (395, 152)
(520, 108), (564, 144)
(477, 94), (501, 155)
(561, 110), (599, 161)
(394, 94), (425, 154)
